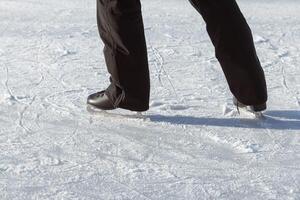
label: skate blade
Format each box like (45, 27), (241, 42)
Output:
(86, 105), (146, 119)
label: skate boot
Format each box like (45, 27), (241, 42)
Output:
(233, 97), (267, 112)
(87, 90), (115, 110)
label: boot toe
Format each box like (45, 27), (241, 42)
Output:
(87, 91), (115, 110)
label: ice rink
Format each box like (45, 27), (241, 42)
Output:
(0, 0), (299, 199)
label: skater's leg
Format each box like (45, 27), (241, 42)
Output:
(188, 0), (267, 106)
(96, 0), (150, 111)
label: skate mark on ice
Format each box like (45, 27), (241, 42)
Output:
(1, 63), (33, 104)
(163, 104), (190, 111)
(253, 34), (269, 44)
(296, 96), (300, 107)
(279, 54), (300, 106)
(278, 51), (290, 59)
(150, 99), (192, 111)
(2, 63), (19, 104)
(108, 176), (154, 200)
(18, 95), (37, 134)
(96, 123), (198, 164)
(43, 89), (85, 114)
(149, 100), (165, 108)
(0, 48), (4, 57)
(150, 46), (166, 87)
(38, 155), (62, 166)
(56, 46), (77, 58)
(150, 100), (191, 111)
(149, 45), (182, 103)
(280, 54), (300, 106)
(281, 61), (289, 91)
(209, 135), (262, 153)
(60, 121), (79, 147)
(33, 29), (71, 90)
(189, 127), (263, 154)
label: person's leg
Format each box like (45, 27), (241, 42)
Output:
(188, 0), (267, 106)
(95, 0), (150, 111)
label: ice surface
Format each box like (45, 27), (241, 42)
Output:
(0, 0), (299, 199)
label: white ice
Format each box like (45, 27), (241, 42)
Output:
(0, 0), (299, 199)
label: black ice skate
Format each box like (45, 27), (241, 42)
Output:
(233, 97), (267, 112)
(87, 90), (115, 110)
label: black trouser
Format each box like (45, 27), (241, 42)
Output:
(96, 0), (267, 111)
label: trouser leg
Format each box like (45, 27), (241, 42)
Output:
(96, 0), (150, 111)
(188, 0), (267, 105)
